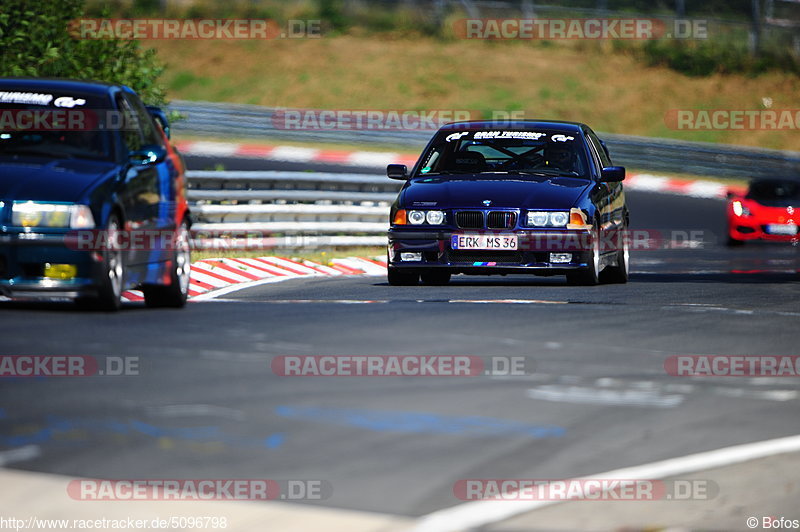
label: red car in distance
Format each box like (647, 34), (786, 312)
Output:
(727, 178), (800, 246)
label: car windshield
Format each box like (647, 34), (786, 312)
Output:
(746, 180), (800, 207)
(0, 91), (115, 161)
(416, 129), (590, 179)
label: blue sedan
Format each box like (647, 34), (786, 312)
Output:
(386, 121), (629, 285)
(0, 78), (191, 310)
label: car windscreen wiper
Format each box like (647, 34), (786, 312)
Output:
(419, 170), (461, 176)
(480, 170), (583, 178)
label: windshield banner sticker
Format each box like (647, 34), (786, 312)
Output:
(473, 131), (547, 140)
(446, 132), (470, 142)
(0, 92), (55, 106)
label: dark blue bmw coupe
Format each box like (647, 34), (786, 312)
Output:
(386, 121), (629, 285)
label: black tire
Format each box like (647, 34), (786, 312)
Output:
(143, 221), (191, 308)
(388, 268), (419, 286)
(80, 214), (125, 311)
(420, 271), (451, 285)
(599, 224), (629, 284)
(566, 224), (600, 286)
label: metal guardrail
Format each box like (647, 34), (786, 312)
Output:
(188, 170), (396, 243)
(188, 170), (399, 207)
(171, 100), (800, 180)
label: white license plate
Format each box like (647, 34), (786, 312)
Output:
(451, 234), (518, 250)
(766, 223), (798, 235)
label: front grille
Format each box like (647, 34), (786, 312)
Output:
(487, 211), (517, 229)
(762, 225), (798, 235)
(448, 251), (523, 264)
(456, 211), (484, 229)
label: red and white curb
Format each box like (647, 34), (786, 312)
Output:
(176, 141), (746, 200)
(626, 173), (746, 200)
(176, 140), (418, 169)
(121, 256), (388, 303)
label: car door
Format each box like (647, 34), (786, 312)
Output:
(586, 129), (627, 260)
(587, 129), (626, 230)
(116, 93), (160, 267)
(582, 131), (614, 254)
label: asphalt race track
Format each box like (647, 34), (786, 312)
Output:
(1, 154), (799, 526)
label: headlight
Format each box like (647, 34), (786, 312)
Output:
(425, 210), (445, 225)
(12, 202), (95, 229)
(549, 212), (569, 227)
(527, 211), (570, 227)
(732, 201), (750, 217)
(408, 210), (426, 225)
(528, 211), (550, 227)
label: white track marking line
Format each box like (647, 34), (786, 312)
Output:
(190, 276), (294, 300)
(526, 385), (684, 408)
(409, 433), (800, 532)
(144, 404), (245, 420)
(0, 445), (40, 466)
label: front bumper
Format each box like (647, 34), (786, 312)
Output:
(388, 228), (595, 274)
(728, 217), (800, 242)
(0, 231), (101, 299)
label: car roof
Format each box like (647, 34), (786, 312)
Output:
(0, 77), (124, 96)
(438, 120), (587, 133)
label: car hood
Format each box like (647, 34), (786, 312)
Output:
(400, 175), (591, 209)
(0, 158), (118, 203)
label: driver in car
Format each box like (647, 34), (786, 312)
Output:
(544, 144), (578, 174)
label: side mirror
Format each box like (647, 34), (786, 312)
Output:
(600, 166), (625, 183)
(146, 106), (171, 140)
(387, 164), (409, 180)
(129, 145), (166, 166)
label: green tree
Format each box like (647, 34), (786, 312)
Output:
(0, 0), (167, 105)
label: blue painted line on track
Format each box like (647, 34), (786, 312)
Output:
(0, 415), (284, 450)
(275, 405), (565, 439)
